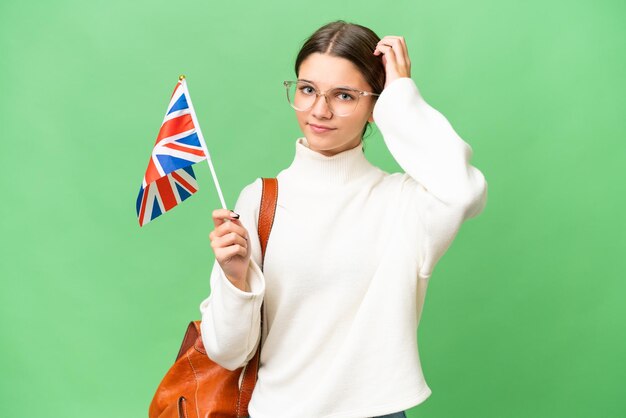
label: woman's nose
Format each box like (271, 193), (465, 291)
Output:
(311, 94), (333, 118)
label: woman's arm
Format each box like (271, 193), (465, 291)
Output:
(373, 77), (488, 278)
(374, 77), (488, 214)
(199, 178), (265, 370)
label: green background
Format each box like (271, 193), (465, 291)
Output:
(1, 0), (624, 417)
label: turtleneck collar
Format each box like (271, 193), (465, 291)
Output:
(278, 137), (377, 190)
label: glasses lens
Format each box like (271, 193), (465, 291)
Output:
(328, 88), (359, 117)
(286, 82), (315, 111)
(285, 82), (359, 116)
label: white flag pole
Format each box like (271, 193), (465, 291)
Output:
(179, 75), (228, 210)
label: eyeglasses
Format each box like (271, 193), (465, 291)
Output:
(283, 80), (380, 117)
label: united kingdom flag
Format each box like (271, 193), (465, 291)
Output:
(136, 76), (208, 226)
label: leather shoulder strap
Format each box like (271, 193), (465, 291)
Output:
(176, 321), (200, 362)
(257, 177), (278, 266)
(238, 177), (277, 416)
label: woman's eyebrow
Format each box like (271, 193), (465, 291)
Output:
(297, 78), (357, 90)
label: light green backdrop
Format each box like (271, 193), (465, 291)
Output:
(1, 0), (624, 417)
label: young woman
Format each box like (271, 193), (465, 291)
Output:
(200, 20), (488, 418)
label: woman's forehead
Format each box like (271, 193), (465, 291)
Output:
(298, 53), (368, 89)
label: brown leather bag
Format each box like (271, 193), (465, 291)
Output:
(149, 177), (278, 418)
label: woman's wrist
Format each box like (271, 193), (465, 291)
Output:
(225, 273), (249, 292)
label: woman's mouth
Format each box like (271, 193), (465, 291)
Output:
(309, 123), (336, 134)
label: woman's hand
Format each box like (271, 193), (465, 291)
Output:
(210, 209), (252, 290)
(373, 35), (412, 89)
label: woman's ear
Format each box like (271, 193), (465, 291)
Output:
(368, 112), (375, 123)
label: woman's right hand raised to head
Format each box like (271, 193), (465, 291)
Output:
(210, 209), (252, 291)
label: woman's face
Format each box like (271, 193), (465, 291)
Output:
(294, 52), (376, 157)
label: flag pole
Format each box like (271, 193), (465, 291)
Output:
(179, 75), (228, 210)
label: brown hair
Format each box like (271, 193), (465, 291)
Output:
(294, 20), (386, 148)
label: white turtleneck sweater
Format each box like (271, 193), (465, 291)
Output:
(199, 77), (488, 418)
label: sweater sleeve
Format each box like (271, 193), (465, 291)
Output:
(199, 177), (266, 371)
(372, 77), (488, 280)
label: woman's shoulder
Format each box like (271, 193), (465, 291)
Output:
(233, 175), (283, 221)
(234, 177), (263, 215)
(239, 176), (263, 196)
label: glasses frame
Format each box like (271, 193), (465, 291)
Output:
(283, 80), (380, 117)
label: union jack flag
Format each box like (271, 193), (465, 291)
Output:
(136, 76), (208, 226)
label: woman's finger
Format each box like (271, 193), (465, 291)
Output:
(214, 244), (247, 261)
(378, 38), (408, 71)
(377, 36), (411, 72)
(376, 42), (411, 81)
(383, 36), (409, 62)
(375, 43), (400, 74)
(211, 230), (248, 250)
(212, 208), (241, 227)
(394, 36), (410, 66)
(215, 219), (249, 243)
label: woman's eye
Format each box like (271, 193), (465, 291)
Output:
(335, 91), (356, 101)
(300, 86), (316, 95)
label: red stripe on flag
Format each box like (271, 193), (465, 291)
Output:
(170, 83), (181, 100)
(144, 156), (161, 185)
(138, 183), (150, 226)
(155, 175), (178, 212)
(155, 114), (194, 145)
(163, 142), (206, 157)
(171, 170), (198, 194)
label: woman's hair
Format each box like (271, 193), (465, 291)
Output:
(294, 20), (386, 148)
